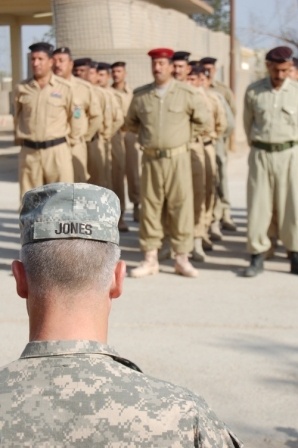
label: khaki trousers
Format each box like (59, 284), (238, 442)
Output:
(204, 142), (217, 230)
(125, 132), (140, 205)
(191, 142), (206, 238)
(72, 138), (89, 182)
(140, 149), (194, 254)
(111, 131), (126, 212)
(19, 143), (74, 199)
(213, 136), (231, 221)
(87, 137), (112, 188)
(247, 147), (298, 253)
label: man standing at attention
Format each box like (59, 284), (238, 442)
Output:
(52, 47), (103, 182)
(125, 48), (210, 278)
(0, 182), (243, 448)
(243, 46), (298, 277)
(14, 42), (83, 198)
(111, 61), (140, 231)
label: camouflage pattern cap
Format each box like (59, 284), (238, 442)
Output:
(20, 183), (120, 246)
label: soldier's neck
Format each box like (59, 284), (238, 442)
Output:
(113, 81), (126, 91)
(34, 73), (52, 89)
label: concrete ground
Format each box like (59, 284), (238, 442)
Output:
(0, 122), (297, 448)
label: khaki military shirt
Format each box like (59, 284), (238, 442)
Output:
(244, 77), (298, 144)
(125, 79), (210, 149)
(112, 83), (133, 117)
(14, 74), (83, 145)
(211, 80), (236, 116)
(206, 89), (227, 139)
(93, 85), (113, 141)
(69, 75), (103, 142)
(105, 87), (125, 137)
(0, 340), (243, 447)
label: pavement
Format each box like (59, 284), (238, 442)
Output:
(0, 123), (298, 448)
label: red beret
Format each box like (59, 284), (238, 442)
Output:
(266, 46), (293, 63)
(148, 48), (174, 59)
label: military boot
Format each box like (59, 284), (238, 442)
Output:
(133, 204), (140, 222)
(243, 253), (264, 278)
(175, 254), (199, 278)
(290, 252), (298, 274)
(118, 213), (129, 232)
(130, 250), (159, 278)
(158, 237), (171, 261)
(210, 221), (223, 241)
(221, 209), (237, 231)
(192, 238), (206, 262)
(202, 235), (213, 251)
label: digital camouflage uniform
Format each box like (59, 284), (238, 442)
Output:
(0, 340), (243, 448)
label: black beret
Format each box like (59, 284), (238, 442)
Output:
(293, 57), (298, 68)
(199, 57), (217, 65)
(189, 60), (201, 67)
(28, 42), (54, 56)
(52, 47), (72, 57)
(73, 58), (92, 67)
(97, 62), (111, 71)
(111, 61), (126, 68)
(266, 46), (293, 62)
(90, 60), (98, 69)
(190, 65), (209, 76)
(172, 51), (191, 62)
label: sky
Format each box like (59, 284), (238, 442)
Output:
(0, 0), (297, 76)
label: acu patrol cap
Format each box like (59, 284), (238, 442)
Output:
(148, 48), (174, 59)
(29, 42), (54, 56)
(199, 57), (217, 65)
(20, 183), (121, 246)
(266, 46), (293, 62)
(73, 58), (92, 67)
(172, 51), (191, 62)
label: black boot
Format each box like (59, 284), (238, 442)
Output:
(243, 254), (264, 277)
(290, 252), (298, 274)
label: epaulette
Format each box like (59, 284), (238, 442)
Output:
(133, 83), (154, 95)
(73, 77), (93, 90)
(53, 75), (72, 89)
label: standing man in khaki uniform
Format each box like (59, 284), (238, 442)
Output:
(14, 42), (82, 199)
(126, 48), (210, 278)
(243, 46), (298, 277)
(200, 57), (237, 235)
(188, 65), (227, 260)
(53, 48), (103, 182)
(111, 61), (140, 228)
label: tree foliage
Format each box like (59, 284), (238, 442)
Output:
(192, 0), (230, 34)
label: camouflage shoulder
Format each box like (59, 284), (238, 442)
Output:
(133, 83), (154, 96)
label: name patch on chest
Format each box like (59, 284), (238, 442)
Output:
(55, 222), (92, 235)
(50, 91), (62, 99)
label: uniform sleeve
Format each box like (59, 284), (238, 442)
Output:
(124, 95), (141, 134)
(225, 88), (236, 116)
(110, 93), (124, 137)
(214, 95), (227, 138)
(190, 91), (213, 138)
(67, 87), (85, 146)
(13, 85), (22, 144)
(84, 87), (103, 142)
(243, 88), (254, 145)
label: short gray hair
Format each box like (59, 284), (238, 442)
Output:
(21, 239), (121, 298)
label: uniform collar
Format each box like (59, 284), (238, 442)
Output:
(28, 73), (56, 88)
(20, 340), (120, 359)
(266, 76), (290, 92)
(112, 82), (131, 94)
(151, 78), (176, 97)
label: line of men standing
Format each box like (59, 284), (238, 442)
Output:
(14, 42), (236, 278)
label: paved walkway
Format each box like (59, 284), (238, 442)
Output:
(0, 127), (297, 448)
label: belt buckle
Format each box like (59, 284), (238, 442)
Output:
(157, 149), (167, 158)
(271, 143), (280, 152)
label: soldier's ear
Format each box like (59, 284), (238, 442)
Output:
(109, 260), (126, 299)
(11, 260), (28, 299)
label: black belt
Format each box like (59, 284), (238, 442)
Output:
(23, 137), (66, 150)
(252, 140), (298, 152)
(91, 133), (98, 142)
(203, 140), (213, 147)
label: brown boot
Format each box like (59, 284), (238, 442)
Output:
(130, 250), (159, 278)
(133, 204), (139, 222)
(118, 213), (129, 232)
(175, 254), (199, 278)
(210, 221), (223, 241)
